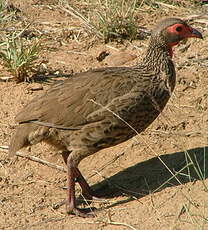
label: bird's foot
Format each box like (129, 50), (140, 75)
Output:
(82, 192), (106, 202)
(52, 194), (106, 211)
(66, 206), (96, 218)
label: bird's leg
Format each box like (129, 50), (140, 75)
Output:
(66, 161), (76, 213)
(74, 167), (102, 201)
(61, 150), (70, 164)
(66, 155), (95, 217)
(61, 150), (101, 201)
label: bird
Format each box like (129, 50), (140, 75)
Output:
(9, 18), (202, 217)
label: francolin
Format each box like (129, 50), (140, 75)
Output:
(9, 18), (202, 217)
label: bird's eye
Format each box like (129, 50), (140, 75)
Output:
(176, 26), (182, 32)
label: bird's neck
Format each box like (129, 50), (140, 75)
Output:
(141, 39), (176, 92)
(142, 41), (172, 72)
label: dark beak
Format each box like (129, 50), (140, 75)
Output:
(190, 27), (203, 39)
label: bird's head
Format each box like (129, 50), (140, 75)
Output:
(151, 18), (203, 57)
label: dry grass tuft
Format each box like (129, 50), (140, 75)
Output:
(0, 31), (41, 82)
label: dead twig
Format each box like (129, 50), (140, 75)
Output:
(0, 145), (67, 173)
(151, 130), (206, 137)
(79, 219), (137, 230)
(23, 217), (66, 230)
(105, 220), (137, 230)
(58, 1), (102, 38)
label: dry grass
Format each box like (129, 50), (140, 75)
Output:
(59, 0), (140, 42)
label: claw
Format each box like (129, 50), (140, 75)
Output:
(66, 206), (96, 218)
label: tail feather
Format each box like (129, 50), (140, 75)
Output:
(8, 124), (30, 156)
(9, 123), (50, 156)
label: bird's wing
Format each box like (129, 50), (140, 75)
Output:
(16, 67), (151, 129)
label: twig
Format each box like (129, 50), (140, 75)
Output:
(0, 76), (14, 81)
(0, 145), (67, 173)
(23, 217), (65, 230)
(58, 1), (102, 38)
(80, 219), (137, 230)
(105, 220), (137, 230)
(155, 1), (178, 9)
(151, 130), (206, 137)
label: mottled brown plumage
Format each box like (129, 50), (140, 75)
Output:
(9, 18), (202, 217)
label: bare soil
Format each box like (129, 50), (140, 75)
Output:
(1, 1), (208, 230)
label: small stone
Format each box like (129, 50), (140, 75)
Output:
(104, 51), (137, 66)
(27, 83), (43, 91)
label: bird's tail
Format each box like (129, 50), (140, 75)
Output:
(8, 124), (30, 156)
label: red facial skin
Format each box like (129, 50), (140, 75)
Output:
(166, 23), (202, 58)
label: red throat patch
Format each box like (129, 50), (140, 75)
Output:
(168, 46), (173, 58)
(168, 41), (179, 58)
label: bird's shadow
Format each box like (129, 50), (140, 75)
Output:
(87, 146), (208, 209)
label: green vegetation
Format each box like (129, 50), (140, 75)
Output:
(91, 0), (138, 42)
(0, 0), (41, 82)
(60, 0), (139, 42)
(0, 32), (40, 82)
